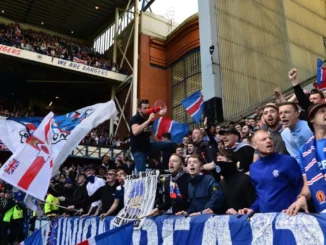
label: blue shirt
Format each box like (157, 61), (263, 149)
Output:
(250, 153), (303, 213)
(281, 120), (313, 163)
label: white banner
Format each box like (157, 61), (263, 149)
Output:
(0, 112), (53, 200)
(0, 44), (126, 81)
(112, 171), (159, 229)
(0, 101), (117, 175)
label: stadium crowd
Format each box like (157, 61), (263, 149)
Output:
(0, 22), (128, 74)
(2, 67), (326, 244)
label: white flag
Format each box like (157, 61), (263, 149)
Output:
(0, 100), (117, 175)
(0, 112), (53, 200)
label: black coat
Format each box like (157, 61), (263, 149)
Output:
(158, 173), (190, 214)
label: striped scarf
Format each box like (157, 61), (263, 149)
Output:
(169, 171), (184, 200)
(301, 136), (326, 212)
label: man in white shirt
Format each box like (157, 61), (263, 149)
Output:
(84, 165), (105, 216)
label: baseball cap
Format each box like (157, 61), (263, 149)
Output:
(307, 102), (326, 132)
(220, 128), (241, 140)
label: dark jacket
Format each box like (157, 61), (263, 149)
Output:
(187, 175), (224, 214)
(219, 172), (256, 211)
(158, 173), (190, 214)
(77, 182), (119, 215)
(195, 140), (218, 163)
(233, 142), (255, 172)
(64, 183), (88, 207)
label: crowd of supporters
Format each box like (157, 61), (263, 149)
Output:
(0, 22), (128, 74)
(2, 67), (326, 243)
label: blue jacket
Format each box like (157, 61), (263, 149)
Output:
(250, 153), (303, 213)
(187, 175), (224, 214)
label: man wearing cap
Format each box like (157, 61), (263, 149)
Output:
(220, 128), (254, 172)
(84, 165), (105, 216)
(239, 130), (303, 215)
(279, 102), (313, 163)
(286, 103), (326, 215)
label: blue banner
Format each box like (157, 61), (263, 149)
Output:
(49, 213), (326, 245)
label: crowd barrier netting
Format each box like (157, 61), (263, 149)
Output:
(43, 212), (326, 245)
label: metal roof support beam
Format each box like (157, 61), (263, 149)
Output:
(113, 8), (120, 64)
(109, 85), (116, 135)
(118, 24), (135, 71)
(114, 83), (132, 135)
(132, 0), (140, 115)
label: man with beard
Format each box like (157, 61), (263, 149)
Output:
(192, 128), (217, 163)
(238, 130), (303, 215)
(253, 103), (288, 162)
(130, 99), (176, 172)
(279, 102), (313, 162)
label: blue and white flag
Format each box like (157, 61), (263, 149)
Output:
(19, 228), (43, 245)
(181, 91), (204, 124)
(153, 117), (189, 143)
(0, 101), (117, 175)
(76, 222), (134, 245)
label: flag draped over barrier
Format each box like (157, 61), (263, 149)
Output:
(112, 171), (159, 229)
(47, 213), (326, 245)
(76, 222), (134, 245)
(181, 90), (204, 124)
(153, 117), (189, 143)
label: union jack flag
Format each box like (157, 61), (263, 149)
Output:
(4, 158), (20, 174)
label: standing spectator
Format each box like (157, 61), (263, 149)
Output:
(262, 103), (288, 155)
(176, 144), (184, 157)
(221, 128), (254, 173)
(192, 128), (217, 163)
(214, 150), (255, 214)
(101, 155), (115, 170)
(176, 154), (225, 216)
(84, 165), (106, 216)
(149, 154), (189, 216)
(239, 130), (303, 215)
(286, 103), (326, 215)
(130, 99), (175, 172)
(279, 102), (313, 162)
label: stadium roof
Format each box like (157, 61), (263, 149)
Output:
(1, 0), (130, 39)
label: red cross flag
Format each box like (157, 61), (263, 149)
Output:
(0, 112), (53, 200)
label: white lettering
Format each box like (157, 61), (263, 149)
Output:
(275, 213), (324, 245)
(202, 216), (232, 245)
(162, 218), (175, 245)
(250, 213), (277, 245)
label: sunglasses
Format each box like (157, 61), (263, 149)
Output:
(107, 173), (116, 176)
